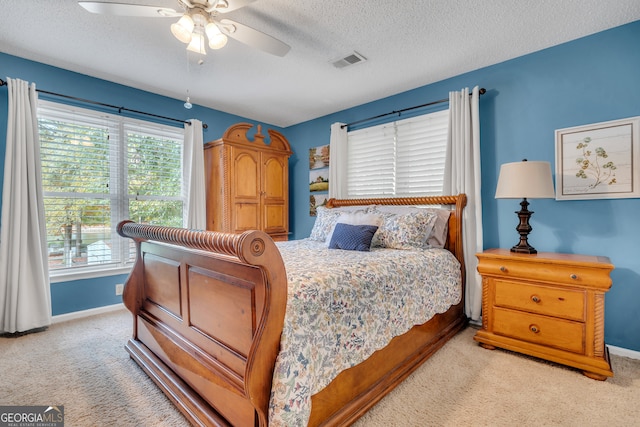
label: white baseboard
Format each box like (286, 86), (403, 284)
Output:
(52, 303), (125, 324)
(607, 344), (640, 360)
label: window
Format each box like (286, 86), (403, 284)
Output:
(38, 101), (185, 275)
(346, 109), (449, 197)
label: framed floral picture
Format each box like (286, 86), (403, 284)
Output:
(555, 116), (640, 200)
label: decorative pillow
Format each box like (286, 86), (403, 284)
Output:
(372, 206), (451, 249)
(325, 212), (383, 247)
(309, 205), (373, 242)
(328, 223), (379, 251)
(371, 208), (438, 249)
(309, 207), (345, 241)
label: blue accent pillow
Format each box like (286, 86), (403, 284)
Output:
(328, 223), (379, 251)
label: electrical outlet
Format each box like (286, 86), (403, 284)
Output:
(115, 284), (124, 296)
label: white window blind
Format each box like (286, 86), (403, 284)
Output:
(38, 100), (184, 274)
(347, 109), (449, 197)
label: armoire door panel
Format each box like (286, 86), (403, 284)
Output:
(263, 204), (286, 233)
(233, 150), (260, 199)
(234, 204), (260, 232)
(263, 156), (285, 199)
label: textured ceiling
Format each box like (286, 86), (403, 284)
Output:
(1, 0), (640, 127)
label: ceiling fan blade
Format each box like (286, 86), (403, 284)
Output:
(78, 2), (180, 17)
(213, 0), (257, 13)
(218, 19), (290, 57)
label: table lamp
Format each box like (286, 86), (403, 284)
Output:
(495, 159), (555, 254)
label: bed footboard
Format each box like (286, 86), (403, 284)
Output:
(117, 221), (287, 427)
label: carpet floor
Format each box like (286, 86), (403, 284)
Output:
(1, 309), (638, 426)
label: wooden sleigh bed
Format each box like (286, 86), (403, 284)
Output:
(117, 194), (467, 426)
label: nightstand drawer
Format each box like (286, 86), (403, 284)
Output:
(478, 258), (611, 287)
(494, 280), (585, 321)
(493, 308), (585, 354)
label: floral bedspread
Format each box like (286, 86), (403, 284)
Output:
(268, 239), (462, 426)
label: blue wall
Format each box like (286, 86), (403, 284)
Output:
(2, 20), (639, 350)
(285, 21), (640, 352)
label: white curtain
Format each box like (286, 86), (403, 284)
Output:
(328, 122), (348, 199)
(443, 86), (483, 321)
(183, 119), (206, 230)
(0, 77), (51, 333)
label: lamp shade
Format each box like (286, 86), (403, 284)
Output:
(495, 160), (555, 199)
(171, 14), (194, 44)
(205, 23), (228, 49)
(186, 30), (207, 55)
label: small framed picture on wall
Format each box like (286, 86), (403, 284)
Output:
(309, 169), (329, 193)
(309, 144), (330, 169)
(310, 193), (328, 216)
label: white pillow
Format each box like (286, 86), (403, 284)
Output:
(325, 212), (383, 247)
(425, 208), (451, 249)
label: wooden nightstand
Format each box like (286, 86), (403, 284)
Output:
(473, 248), (614, 380)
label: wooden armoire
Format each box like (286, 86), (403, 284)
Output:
(204, 123), (293, 241)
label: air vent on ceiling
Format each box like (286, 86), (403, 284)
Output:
(332, 51), (367, 69)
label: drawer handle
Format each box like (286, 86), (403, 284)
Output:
(500, 266), (507, 272)
(531, 295), (541, 303)
(570, 274), (578, 280)
(529, 324), (540, 334)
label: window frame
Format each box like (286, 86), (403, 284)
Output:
(38, 100), (185, 281)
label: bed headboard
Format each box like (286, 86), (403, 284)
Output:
(325, 194), (467, 283)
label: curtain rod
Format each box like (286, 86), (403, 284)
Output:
(341, 87), (486, 129)
(0, 78), (208, 129)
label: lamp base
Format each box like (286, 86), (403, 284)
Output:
(510, 243), (537, 254)
(511, 198), (537, 254)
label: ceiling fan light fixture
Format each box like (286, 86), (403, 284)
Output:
(171, 14), (194, 43)
(186, 29), (207, 55)
(79, 0), (291, 57)
(205, 22), (228, 49)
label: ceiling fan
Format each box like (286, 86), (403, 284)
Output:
(78, 0), (291, 56)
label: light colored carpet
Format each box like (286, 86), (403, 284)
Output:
(1, 309), (638, 426)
